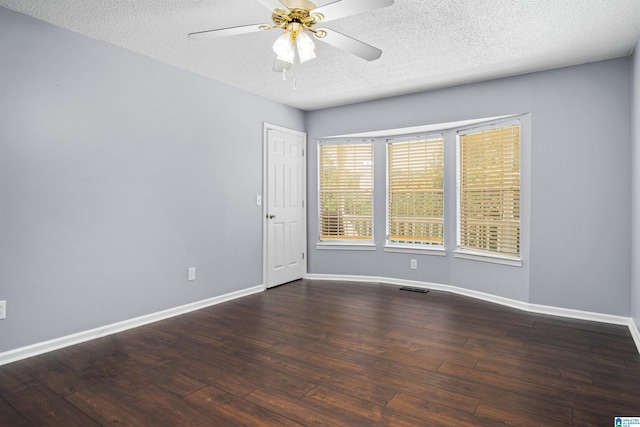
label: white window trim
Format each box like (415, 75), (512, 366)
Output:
(455, 118), (522, 266)
(317, 139), (375, 245)
(384, 245), (446, 256)
(386, 133), (445, 250)
(313, 113), (529, 270)
(454, 249), (522, 267)
(316, 241), (377, 251)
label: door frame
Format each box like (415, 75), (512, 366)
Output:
(262, 123), (308, 289)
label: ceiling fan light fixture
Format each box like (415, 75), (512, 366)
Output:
(296, 30), (316, 63)
(273, 32), (295, 63)
(189, 0), (394, 77)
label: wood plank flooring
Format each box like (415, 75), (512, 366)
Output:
(1, 279), (639, 426)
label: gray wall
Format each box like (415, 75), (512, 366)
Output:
(306, 58), (632, 316)
(1, 5), (635, 355)
(633, 38), (640, 330)
(0, 7), (304, 352)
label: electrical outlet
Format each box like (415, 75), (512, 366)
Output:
(0, 301), (6, 320)
(188, 267), (196, 281)
(410, 259), (417, 270)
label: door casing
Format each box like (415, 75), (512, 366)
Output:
(263, 123), (307, 288)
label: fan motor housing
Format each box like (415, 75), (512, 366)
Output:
(281, 0), (317, 11)
(272, 7), (323, 32)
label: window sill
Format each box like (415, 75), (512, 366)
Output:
(384, 245), (446, 256)
(316, 242), (377, 251)
(454, 249), (522, 267)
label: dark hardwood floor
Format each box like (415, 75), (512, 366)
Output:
(1, 279), (639, 426)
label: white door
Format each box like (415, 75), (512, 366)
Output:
(265, 126), (306, 288)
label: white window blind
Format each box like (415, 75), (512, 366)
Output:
(387, 135), (444, 246)
(319, 143), (373, 241)
(458, 123), (521, 258)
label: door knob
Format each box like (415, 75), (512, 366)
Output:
(267, 214), (276, 219)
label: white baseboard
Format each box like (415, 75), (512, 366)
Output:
(630, 320), (640, 354)
(305, 273), (640, 354)
(3, 277), (638, 365)
(0, 284), (265, 366)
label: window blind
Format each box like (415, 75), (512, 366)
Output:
(458, 123), (520, 257)
(319, 143), (373, 241)
(387, 136), (444, 245)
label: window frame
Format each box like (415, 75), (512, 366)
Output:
(316, 140), (376, 250)
(385, 133), (446, 256)
(455, 119), (522, 266)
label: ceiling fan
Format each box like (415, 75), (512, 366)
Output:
(188, 0), (394, 72)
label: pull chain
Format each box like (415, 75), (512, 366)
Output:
(281, 65), (297, 90)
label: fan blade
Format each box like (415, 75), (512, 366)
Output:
(312, 0), (394, 23)
(273, 58), (293, 72)
(188, 24), (267, 40)
(255, 0), (288, 12)
(315, 28), (382, 61)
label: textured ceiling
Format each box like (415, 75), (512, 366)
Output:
(1, 0), (639, 111)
